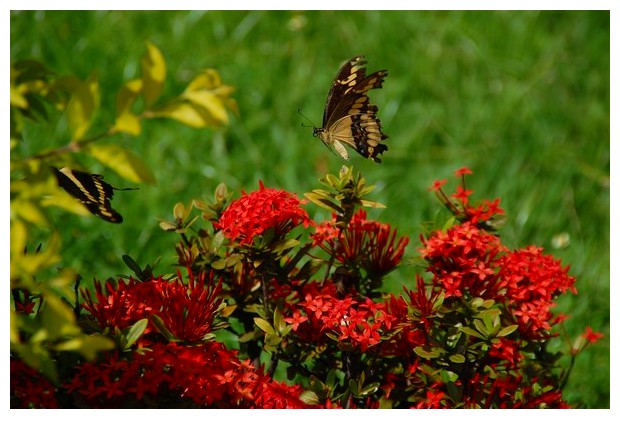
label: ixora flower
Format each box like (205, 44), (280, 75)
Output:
(214, 181), (313, 246)
(312, 209), (410, 278)
(82, 269), (224, 343)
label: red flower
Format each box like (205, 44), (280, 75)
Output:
(82, 269), (224, 343)
(313, 210), (409, 279)
(488, 338), (523, 370)
(452, 185), (473, 204)
(429, 169), (505, 227)
(454, 167), (473, 177)
(415, 388), (445, 408)
(10, 360), (58, 408)
(582, 326), (604, 344)
(284, 283), (396, 353)
(429, 179), (447, 192)
(214, 181), (313, 245)
(466, 198), (505, 225)
(498, 245), (577, 339)
(66, 342), (243, 407)
(420, 222), (506, 299)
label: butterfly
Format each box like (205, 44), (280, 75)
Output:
(313, 55), (388, 163)
(51, 167), (134, 223)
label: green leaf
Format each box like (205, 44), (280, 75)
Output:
(55, 333), (115, 360)
(14, 342), (59, 385)
(414, 346), (443, 359)
(114, 78), (143, 135)
(497, 324), (519, 337)
(11, 198), (50, 227)
(359, 382), (380, 396)
(303, 192), (342, 212)
(141, 42), (166, 107)
(40, 294), (80, 340)
(173, 202), (187, 219)
(264, 333), (282, 349)
(348, 378), (359, 396)
(473, 319), (489, 338)
(149, 314), (177, 341)
(273, 307), (287, 334)
(86, 143), (156, 184)
(459, 326), (487, 340)
(54, 74), (100, 141)
(449, 353), (466, 363)
(254, 317), (276, 336)
(152, 100), (212, 128)
(360, 199), (386, 209)
(269, 238), (300, 254)
(123, 318), (148, 350)
(470, 297), (485, 309)
(183, 90), (229, 126)
(299, 390), (320, 405)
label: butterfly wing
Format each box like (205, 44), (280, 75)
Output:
(52, 167), (123, 223)
(314, 55), (388, 163)
(321, 55), (369, 127)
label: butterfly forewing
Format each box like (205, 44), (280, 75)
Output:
(322, 56), (368, 126)
(314, 55), (388, 163)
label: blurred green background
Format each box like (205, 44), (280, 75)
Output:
(10, 10), (609, 407)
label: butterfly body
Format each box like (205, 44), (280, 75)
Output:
(51, 167), (130, 223)
(313, 55), (388, 163)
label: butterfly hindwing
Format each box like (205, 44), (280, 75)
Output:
(51, 167), (124, 223)
(314, 55), (388, 163)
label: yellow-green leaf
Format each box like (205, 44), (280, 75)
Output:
(40, 294), (80, 340)
(153, 101), (209, 128)
(360, 199), (386, 209)
(55, 74), (100, 141)
(497, 324), (519, 337)
(55, 334), (115, 360)
(299, 391), (320, 405)
(184, 90), (229, 125)
(254, 317), (276, 336)
(459, 326), (487, 340)
(86, 143), (156, 184)
(10, 232), (62, 281)
(11, 198), (49, 227)
(10, 85), (29, 108)
(141, 42), (166, 107)
(449, 354), (466, 363)
(186, 69), (222, 91)
(114, 78), (143, 135)
(414, 346), (443, 359)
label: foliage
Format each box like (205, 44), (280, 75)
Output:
(10, 42), (237, 383)
(10, 164), (603, 408)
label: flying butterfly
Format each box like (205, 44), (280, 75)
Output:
(313, 55), (388, 163)
(51, 167), (135, 223)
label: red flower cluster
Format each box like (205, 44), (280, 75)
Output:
(420, 221), (577, 339)
(10, 360), (58, 408)
(10, 169), (604, 409)
(64, 342), (309, 408)
(313, 209), (409, 280)
(62, 268), (313, 408)
(498, 245), (577, 339)
(284, 281), (395, 352)
(83, 269), (223, 343)
(214, 181), (313, 245)
(420, 221), (506, 298)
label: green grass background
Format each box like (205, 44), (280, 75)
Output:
(10, 10), (609, 408)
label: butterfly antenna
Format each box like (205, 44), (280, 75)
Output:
(297, 108), (316, 128)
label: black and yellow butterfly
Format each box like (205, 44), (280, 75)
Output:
(313, 55), (388, 163)
(51, 167), (134, 223)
